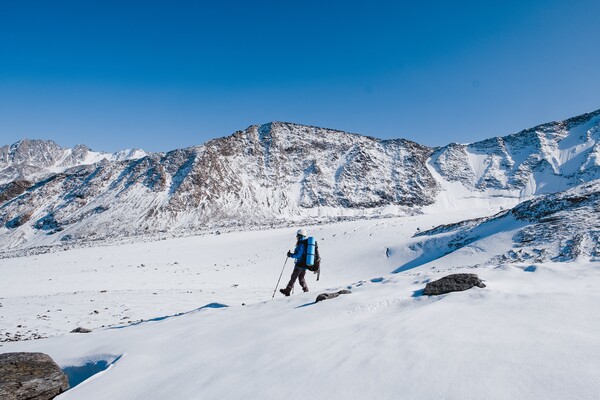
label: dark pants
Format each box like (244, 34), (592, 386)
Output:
(286, 267), (308, 291)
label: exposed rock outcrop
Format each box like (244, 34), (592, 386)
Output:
(70, 327), (92, 333)
(0, 352), (69, 400)
(423, 274), (486, 295)
(316, 289), (351, 302)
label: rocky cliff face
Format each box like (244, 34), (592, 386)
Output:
(1, 110), (600, 252)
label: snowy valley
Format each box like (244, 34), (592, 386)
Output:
(1, 110), (600, 399)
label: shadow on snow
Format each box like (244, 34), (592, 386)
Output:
(108, 302), (228, 330)
(62, 355), (122, 389)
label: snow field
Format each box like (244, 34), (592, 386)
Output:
(3, 262), (600, 399)
(1, 203), (599, 399)
(0, 207), (497, 340)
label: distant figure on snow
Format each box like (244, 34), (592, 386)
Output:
(280, 228), (310, 296)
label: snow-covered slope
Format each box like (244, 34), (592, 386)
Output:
(0, 139), (146, 185)
(400, 179), (600, 272)
(2, 181), (598, 341)
(0, 206), (496, 341)
(1, 188), (599, 399)
(4, 262), (599, 400)
(1, 109), (600, 253)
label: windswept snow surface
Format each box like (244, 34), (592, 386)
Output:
(2, 200), (600, 399)
(0, 208), (493, 341)
(5, 262), (600, 400)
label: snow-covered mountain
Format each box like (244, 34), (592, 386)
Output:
(432, 109), (600, 195)
(401, 180), (600, 273)
(1, 109), (600, 252)
(0, 139), (146, 185)
(0, 124), (437, 251)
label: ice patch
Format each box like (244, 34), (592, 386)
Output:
(62, 354), (122, 388)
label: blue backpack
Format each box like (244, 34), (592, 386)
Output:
(299, 237), (321, 279)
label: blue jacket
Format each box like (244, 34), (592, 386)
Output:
(289, 238), (306, 267)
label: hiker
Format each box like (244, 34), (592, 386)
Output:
(280, 228), (310, 296)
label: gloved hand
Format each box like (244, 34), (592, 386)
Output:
(287, 251), (293, 257)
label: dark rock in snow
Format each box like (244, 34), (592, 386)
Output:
(0, 180), (32, 204)
(316, 289), (351, 302)
(70, 327), (92, 333)
(0, 352), (69, 400)
(423, 273), (486, 296)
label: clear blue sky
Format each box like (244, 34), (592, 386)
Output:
(1, 0), (599, 152)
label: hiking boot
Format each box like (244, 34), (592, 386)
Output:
(302, 287), (309, 293)
(280, 287), (291, 296)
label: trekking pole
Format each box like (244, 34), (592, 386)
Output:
(272, 256), (289, 299)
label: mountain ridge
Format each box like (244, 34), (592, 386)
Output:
(1, 109), (599, 253)
(0, 138), (147, 185)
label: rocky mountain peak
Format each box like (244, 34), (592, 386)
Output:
(0, 139), (146, 185)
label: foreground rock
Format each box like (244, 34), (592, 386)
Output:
(424, 274), (486, 296)
(70, 327), (92, 333)
(0, 352), (69, 400)
(316, 289), (351, 302)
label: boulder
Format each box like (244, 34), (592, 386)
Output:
(0, 352), (69, 400)
(423, 273), (486, 295)
(70, 327), (92, 333)
(316, 289), (351, 302)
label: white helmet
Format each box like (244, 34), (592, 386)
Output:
(296, 228), (307, 237)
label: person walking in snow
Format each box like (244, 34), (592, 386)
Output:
(280, 229), (310, 296)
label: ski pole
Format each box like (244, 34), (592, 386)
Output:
(272, 256), (289, 299)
